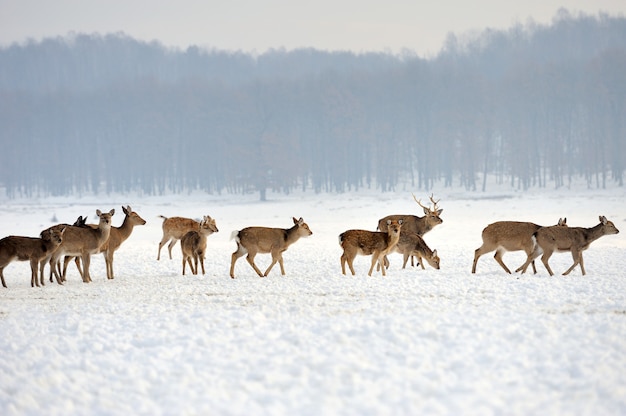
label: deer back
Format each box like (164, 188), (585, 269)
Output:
(480, 221), (541, 251)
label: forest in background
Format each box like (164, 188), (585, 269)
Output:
(0, 9), (625, 199)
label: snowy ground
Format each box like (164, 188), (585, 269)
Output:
(1, 186), (625, 415)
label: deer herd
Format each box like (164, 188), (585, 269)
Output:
(0, 195), (620, 288)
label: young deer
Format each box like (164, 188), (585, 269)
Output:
(378, 194), (443, 267)
(472, 218), (567, 274)
(229, 217), (312, 278)
(180, 217), (219, 276)
(49, 209), (115, 283)
(339, 219), (403, 276)
(387, 231), (440, 270)
(518, 216), (619, 276)
(40, 216), (87, 284)
(157, 215), (218, 260)
(63, 206), (147, 280)
(0, 227), (65, 288)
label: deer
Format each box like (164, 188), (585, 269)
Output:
(49, 209), (115, 283)
(385, 231), (440, 270)
(62, 206), (147, 280)
(517, 216), (619, 276)
(378, 194), (443, 267)
(339, 218), (403, 277)
(157, 215), (218, 260)
(229, 217), (312, 278)
(472, 218), (567, 274)
(180, 217), (219, 276)
(0, 227), (65, 288)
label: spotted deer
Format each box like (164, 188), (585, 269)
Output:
(157, 215), (218, 260)
(517, 216), (619, 276)
(181, 217), (219, 276)
(49, 209), (115, 283)
(339, 219), (403, 276)
(472, 218), (567, 274)
(0, 227), (65, 288)
(378, 194), (443, 267)
(230, 217), (312, 278)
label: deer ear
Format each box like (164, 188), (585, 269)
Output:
(436, 209), (443, 215)
(109, 209), (115, 215)
(398, 219), (403, 224)
(423, 207), (430, 215)
(433, 249), (437, 256)
(600, 215), (607, 224)
(387, 219), (391, 225)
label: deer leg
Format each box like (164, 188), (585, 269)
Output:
(263, 252), (280, 276)
(193, 255), (199, 275)
(369, 253), (385, 276)
(105, 252), (114, 279)
(277, 252), (286, 275)
(472, 245), (491, 273)
(182, 257), (187, 275)
(199, 254), (206, 275)
(493, 249), (512, 274)
(540, 250), (555, 276)
(167, 240), (177, 260)
(340, 253), (350, 275)
(563, 250), (583, 276)
(245, 252), (264, 277)
(81, 254), (92, 283)
(229, 244), (247, 279)
(157, 237), (170, 260)
(0, 268), (6, 288)
(30, 259), (39, 287)
(401, 253), (410, 269)
(417, 254), (426, 270)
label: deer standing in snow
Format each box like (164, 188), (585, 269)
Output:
(378, 194), (442, 267)
(62, 206), (146, 280)
(472, 218), (567, 274)
(157, 215), (218, 260)
(49, 209), (115, 283)
(339, 218), (403, 276)
(0, 227), (65, 288)
(517, 216), (619, 276)
(229, 217), (312, 278)
(181, 217), (219, 275)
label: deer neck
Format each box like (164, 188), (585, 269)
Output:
(117, 216), (134, 240)
(582, 223), (607, 245)
(284, 224), (302, 246)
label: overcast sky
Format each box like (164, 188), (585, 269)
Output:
(1, 0), (625, 56)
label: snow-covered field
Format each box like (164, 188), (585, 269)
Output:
(1, 186), (625, 415)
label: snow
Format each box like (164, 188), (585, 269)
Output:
(1, 186), (625, 415)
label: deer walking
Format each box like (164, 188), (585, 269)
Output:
(378, 194), (442, 267)
(387, 231), (440, 270)
(49, 209), (115, 283)
(229, 217), (312, 278)
(63, 206), (147, 280)
(339, 219), (403, 276)
(181, 217), (219, 275)
(0, 227), (65, 288)
(157, 215), (218, 260)
(472, 218), (567, 274)
(517, 216), (619, 276)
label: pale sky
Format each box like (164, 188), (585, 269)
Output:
(1, 0), (624, 56)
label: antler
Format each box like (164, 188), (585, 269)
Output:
(429, 193), (440, 211)
(412, 193), (441, 213)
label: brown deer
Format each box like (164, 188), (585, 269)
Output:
(339, 219), (403, 276)
(0, 227), (65, 288)
(49, 209), (115, 283)
(157, 215), (218, 260)
(229, 217), (312, 278)
(472, 218), (567, 274)
(517, 216), (619, 276)
(180, 217), (219, 276)
(386, 231), (440, 270)
(378, 194), (443, 267)
(40, 215), (87, 284)
(62, 206), (147, 280)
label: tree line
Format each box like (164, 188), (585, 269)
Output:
(0, 9), (624, 199)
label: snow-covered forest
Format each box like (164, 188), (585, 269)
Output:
(1, 10), (625, 199)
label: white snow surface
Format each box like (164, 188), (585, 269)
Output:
(1, 186), (625, 416)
